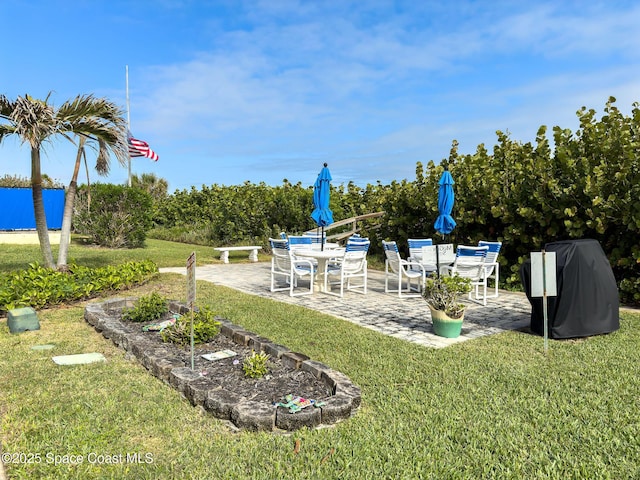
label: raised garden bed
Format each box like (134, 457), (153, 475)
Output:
(84, 298), (360, 431)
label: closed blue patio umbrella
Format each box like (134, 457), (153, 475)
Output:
(434, 170), (456, 275)
(311, 163), (334, 251)
(434, 170), (456, 235)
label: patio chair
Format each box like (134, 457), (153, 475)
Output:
(346, 235), (370, 252)
(269, 238), (316, 297)
(287, 235), (313, 250)
(405, 239), (438, 275)
(479, 240), (502, 299)
(382, 240), (427, 298)
(303, 231), (326, 246)
(436, 243), (457, 267)
(324, 238), (370, 297)
(440, 245), (489, 305)
(417, 245), (439, 274)
(407, 238), (433, 264)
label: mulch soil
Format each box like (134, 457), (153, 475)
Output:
(119, 313), (332, 406)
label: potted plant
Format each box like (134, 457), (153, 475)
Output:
(422, 274), (472, 338)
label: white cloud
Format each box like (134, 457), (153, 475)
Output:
(6, 0), (639, 189)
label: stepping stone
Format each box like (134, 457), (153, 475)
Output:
(52, 353), (106, 365)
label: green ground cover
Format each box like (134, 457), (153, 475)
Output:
(1, 241), (639, 479)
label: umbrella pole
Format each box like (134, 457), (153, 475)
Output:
(321, 226), (324, 251)
(436, 234), (447, 278)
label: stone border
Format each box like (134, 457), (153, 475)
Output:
(84, 298), (360, 432)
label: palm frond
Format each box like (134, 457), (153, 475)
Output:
(4, 95), (57, 148)
(0, 94), (16, 118)
(56, 94), (129, 167)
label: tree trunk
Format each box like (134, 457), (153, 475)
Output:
(83, 149), (91, 209)
(31, 147), (55, 269)
(57, 138), (85, 269)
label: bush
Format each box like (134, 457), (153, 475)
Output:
(0, 174), (64, 188)
(160, 307), (221, 345)
(73, 183), (153, 248)
(122, 292), (169, 323)
(146, 226), (214, 246)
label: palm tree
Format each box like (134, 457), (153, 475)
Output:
(57, 96), (129, 269)
(0, 93), (128, 269)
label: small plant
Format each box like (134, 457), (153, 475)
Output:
(122, 292), (169, 323)
(422, 274), (472, 319)
(242, 350), (270, 378)
(160, 307), (220, 345)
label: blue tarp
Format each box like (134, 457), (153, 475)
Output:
(0, 187), (65, 230)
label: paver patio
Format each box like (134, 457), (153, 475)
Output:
(160, 263), (532, 348)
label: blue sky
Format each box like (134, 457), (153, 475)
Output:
(1, 0), (639, 192)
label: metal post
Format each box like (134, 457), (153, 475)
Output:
(190, 309), (195, 370)
(126, 65), (132, 187)
(542, 249), (548, 355)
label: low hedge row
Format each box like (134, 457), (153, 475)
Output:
(0, 259), (158, 314)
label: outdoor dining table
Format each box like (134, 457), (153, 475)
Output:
(294, 247), (345, 293)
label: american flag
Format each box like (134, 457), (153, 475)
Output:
(128, 132), (159, 161)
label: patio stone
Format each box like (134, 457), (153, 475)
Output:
(275, 405), (321, 430)
(320, 393), (354, 424)
(186, 377), (220, 406)
(158, 263), (532, 350)
(204, 389), (243, 420)
(231, 401), (276, 432)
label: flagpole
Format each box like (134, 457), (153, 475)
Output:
(126, 65), (132, 187)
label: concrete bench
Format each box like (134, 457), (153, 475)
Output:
(214, 246), (262, 263)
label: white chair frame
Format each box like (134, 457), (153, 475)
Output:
(269, 238), (315, 297)
(407, 238), (433, 264)
(324, 250), (368, 297)
(383, 240), (426, 298)
(479, 241), (502, 299)
(440, 245), (489, 305)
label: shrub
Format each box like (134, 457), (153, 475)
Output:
(0, 174), (64, 188)
(160, 307), (220, 345)
(122, 292), (169, 323)
(242, 350), (270, 378)
(73, 183), (153, 248)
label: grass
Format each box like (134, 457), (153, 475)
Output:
(0, 236), (272, 271)
(0, 235), (388, 272)
(1, 240), (640, 478)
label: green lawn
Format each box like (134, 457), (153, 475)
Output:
(1, 240), (639, 479)
(0, 237), (271, 271)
